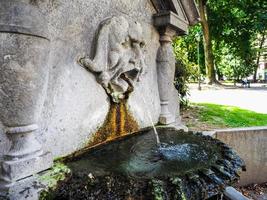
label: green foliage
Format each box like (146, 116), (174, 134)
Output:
(214, 43), (255, 80)
(174, 60), (190, 107)
(208, 0), (267, 80)
(170, 178), (186, 200)
(39, 162), (71, 188)
(173, 25), (205, 76)
(195, 103), (267, 128)
(174, 0), (266, 85)
(39, 162), (71, 200)
(173, 25), (204, 106)
(151, 179), (165, 200)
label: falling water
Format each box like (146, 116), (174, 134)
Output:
(140, 95), (161, 146)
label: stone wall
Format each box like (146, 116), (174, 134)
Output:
(0, 0), (180, 158)
(207, 126), (267, 186)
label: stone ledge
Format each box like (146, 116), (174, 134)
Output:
(214, 126), (267, 133)
(203, 126), (267, 186)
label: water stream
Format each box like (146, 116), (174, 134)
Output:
(139, 95), (198, 161)
(140, 95), (161, 146)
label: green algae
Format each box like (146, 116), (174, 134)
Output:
(39, 162), (71, 200)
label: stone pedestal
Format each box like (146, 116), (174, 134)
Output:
(0, 0), (52, 193)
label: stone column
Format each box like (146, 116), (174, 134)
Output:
(156, 27), (176, 125)
(0, 0), (52, 190)
(153, 11), (189, 129)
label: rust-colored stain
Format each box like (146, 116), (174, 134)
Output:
(88, 100), (139, 147)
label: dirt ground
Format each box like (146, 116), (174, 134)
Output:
(181, 106), (227, 132)
(189, 83), (267, 114)
(238, 183), (267, 200)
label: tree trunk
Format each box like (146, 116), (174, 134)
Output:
(198, 0), (217, 84)
(253, 33), (265, 82)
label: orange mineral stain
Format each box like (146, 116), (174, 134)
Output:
(119, 102), (125, 135)
(88, 100), (139, 147)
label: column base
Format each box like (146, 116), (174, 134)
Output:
(158, 117), (188, 132)
(158, 114), (175, 125)
(0, 152), (52, 185)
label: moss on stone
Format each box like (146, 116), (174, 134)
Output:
(38, 162), (71, 200)
(151, 179), (165, 200)
(39, 162), (71, 188)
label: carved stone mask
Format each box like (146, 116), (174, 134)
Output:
(79, 16), (146, 103)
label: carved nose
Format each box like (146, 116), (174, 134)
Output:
(132, 42), (139, 48)
(129, 59), (136, 65)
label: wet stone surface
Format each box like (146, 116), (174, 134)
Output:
(46, 128), (245, 200)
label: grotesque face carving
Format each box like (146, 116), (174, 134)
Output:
(79, 16), (146, 103)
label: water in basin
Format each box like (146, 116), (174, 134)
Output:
(68, 128), (222, 178)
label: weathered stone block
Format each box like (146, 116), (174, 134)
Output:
(0, 176), (41, 200)
(0, 152), (52, 186)
(0, 0), (52, 191)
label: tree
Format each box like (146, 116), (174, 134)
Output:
(253, 32), (266, 81)
(174, 0), (266, 87)
(208, 0), (267, 82)
(198, 0), (217, 84)
(214, 44), (254, 82)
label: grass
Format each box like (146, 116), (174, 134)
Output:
(194, 103), (267, 128)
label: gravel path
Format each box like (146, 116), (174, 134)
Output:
(188, 84), (267, 114)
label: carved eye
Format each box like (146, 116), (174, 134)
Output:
(140, 42), (145, 48)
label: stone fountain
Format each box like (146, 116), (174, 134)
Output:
(47, 128), (245, 200)
(0, 0), (245, 200)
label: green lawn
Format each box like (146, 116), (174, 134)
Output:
(193, 103), (267, 128)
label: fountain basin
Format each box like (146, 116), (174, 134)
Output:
(50, 127), (245, 200)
